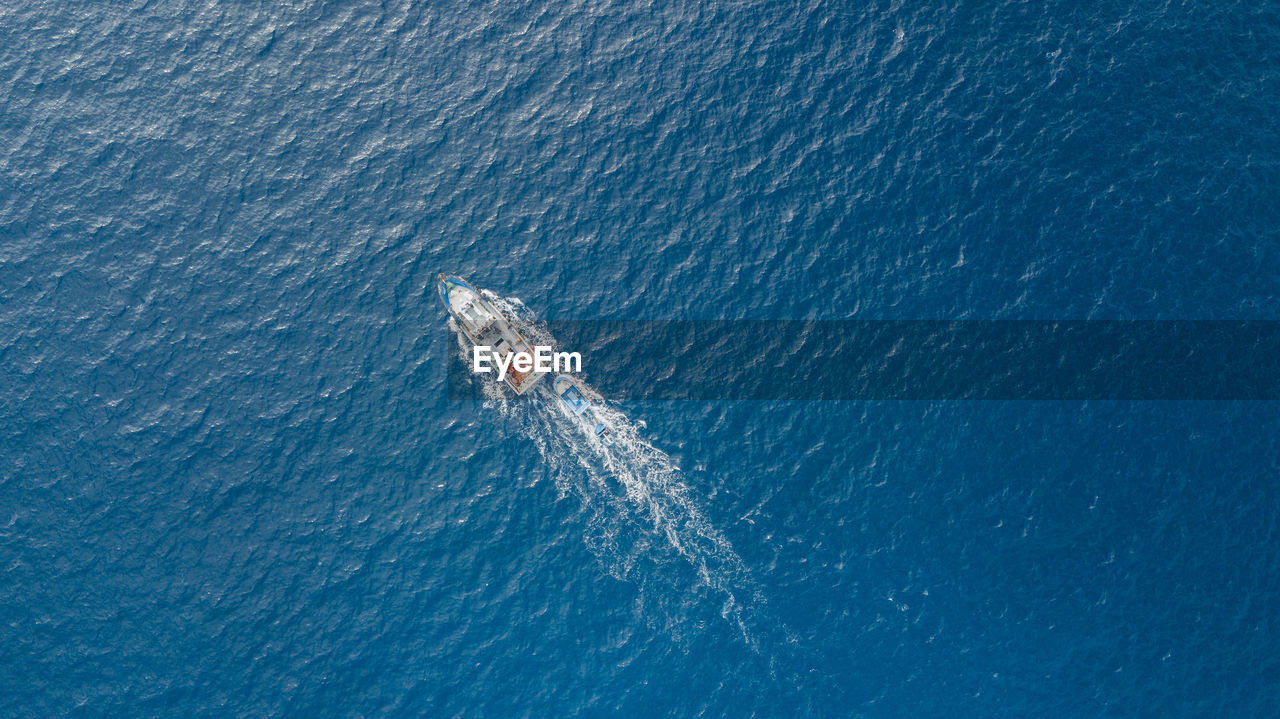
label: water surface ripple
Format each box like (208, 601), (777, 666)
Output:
(2, 0), (1278, 716)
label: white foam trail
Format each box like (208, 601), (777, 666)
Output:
(453, 294), (770, 648)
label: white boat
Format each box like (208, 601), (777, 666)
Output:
(438, 275), (546, 395)
(553, 374), (611, 444)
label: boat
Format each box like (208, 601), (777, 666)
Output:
(553, 374), (612, 444)
(438, 275), (546, 395)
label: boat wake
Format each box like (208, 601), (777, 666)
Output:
(451, 293), (772, 650)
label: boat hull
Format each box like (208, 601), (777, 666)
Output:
(553, 373), (611, 444)
(438, 275), (546, 395)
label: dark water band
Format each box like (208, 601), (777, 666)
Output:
(448, 321), (1280, 400)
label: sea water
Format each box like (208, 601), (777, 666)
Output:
(3, 0), (1279, 716)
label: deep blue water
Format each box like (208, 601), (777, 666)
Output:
(3, 0), (1279, 716)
